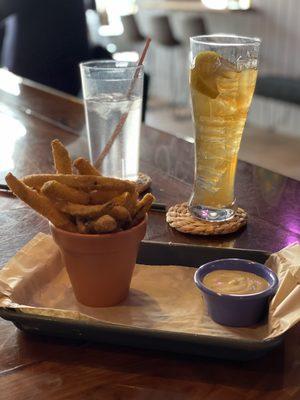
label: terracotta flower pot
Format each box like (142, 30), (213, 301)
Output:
(50, 218), (147, 307)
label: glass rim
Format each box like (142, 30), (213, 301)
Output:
(190, 34), (261, 47)
(80, 60), (143, 71)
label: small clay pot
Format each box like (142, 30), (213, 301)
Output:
(50, 218), (147, 307)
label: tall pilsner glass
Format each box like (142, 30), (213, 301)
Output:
(189, 35), (260, 222)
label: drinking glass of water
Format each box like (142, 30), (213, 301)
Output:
(80, 60), (144, 180)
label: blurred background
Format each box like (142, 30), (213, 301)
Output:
(0, 0), (299, 180)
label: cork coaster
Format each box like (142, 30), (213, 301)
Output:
(135, 172), (152, 193)
(166, 203), (247, 236)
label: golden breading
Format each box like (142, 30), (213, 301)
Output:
(133, 193), (155, 224)
(5, 173), (76, 232)
(89, 215), (117, 233)
(6, 140), (155, 234)
(73, 157), (101, 176)
(57, 200), (114, 218)
(108, 206), (132, 227)
(90, 189), (124, 205)
(22, 174), (136, 193)
(51, 139), (72, 174)
(41, 180), (90, 205)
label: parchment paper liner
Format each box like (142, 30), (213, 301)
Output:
(0, 233), (299, 341)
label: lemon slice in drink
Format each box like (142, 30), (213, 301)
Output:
(190, 51), (221, 99)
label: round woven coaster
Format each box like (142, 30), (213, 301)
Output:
(166, 203), (247, 235)
(135, 172), (152, 193)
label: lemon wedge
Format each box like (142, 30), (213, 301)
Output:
(190, 51), (221, 99)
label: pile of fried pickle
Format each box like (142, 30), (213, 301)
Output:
(6, 140), (155, 234)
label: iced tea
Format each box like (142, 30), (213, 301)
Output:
(189, 47), (258, 220)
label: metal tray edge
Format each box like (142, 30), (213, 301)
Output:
(0, 307), (283, 350)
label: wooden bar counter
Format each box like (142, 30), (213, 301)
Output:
(0, 71), (299, 399)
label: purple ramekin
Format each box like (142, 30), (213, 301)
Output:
(194, 258), (279, 327)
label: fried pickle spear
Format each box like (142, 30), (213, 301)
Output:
(51, 139), (72, 174)
(89, 215), (117, 233)
(90, 189), (124, 205)
(73, 157), (101, 176)
(22, 174), (136, 193)
(125, 191), (138, 216)
(132, 193), (155, 224)
(55, 191), (130, 218)
(5, 173), (77, 232)
(57, 200), (114, 218)
(108, 206), (132, 228)
(41, 180), (90, 205)
(112, 192), (132, 207)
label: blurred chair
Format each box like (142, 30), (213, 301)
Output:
(175, 16), (208, 112)
(179, 16), (207, 44)
(148, 15), (180, 47)
(147, 15), (181, 106)
(121, 14), (145, 45)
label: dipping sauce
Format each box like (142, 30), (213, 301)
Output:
(203, 270), (269, 295)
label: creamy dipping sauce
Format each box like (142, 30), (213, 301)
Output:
(203, 269), (269, 295)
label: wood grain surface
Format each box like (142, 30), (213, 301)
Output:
(0, 70), (299, 400)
